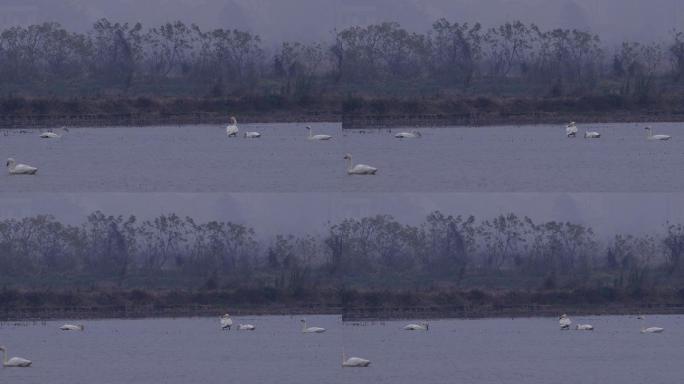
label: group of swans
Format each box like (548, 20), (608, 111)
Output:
(220, 314), (255, 331)
(222, 316), (371, 366)
(2, 322), (83, 368)
(566, 122), (673, 140)
(341, 320), (429, 367)
(7, 126), (70, 176)
(225, 117), (397, 175)
(560, 314), (664, 333)
(560, 314), (594, 331)
(226, 116), (262, 139)
(567, 122), (600, 139)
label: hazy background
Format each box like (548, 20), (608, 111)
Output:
(0, 0), (681, 45)
(1, 193), (681, 239)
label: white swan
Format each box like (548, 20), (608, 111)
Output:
(584, 129), (600, 138)
(40, 127), (68, 139)
(220, 314), (233, 330)
(559, 314), (572, 330)
(226, 117), (239, 137)
(306, 126), (332, 141)
(344, 154), (377, 175)
(0, 346), (31, 367)
(243, 132), (261, 138)
(566, 122), (578, 138)
(403, 322), (429, 331)
(6, 158), (38, 175)
(640, 317), (664, 333)
(575, 324), (594, 331)
(342, 352), (370, 367)
(237, 324), (256, 331)
(395, 131), (422, 139)
(60, 324), (84, 331)
(301, 319), (326, 333)
(40, 131), (60, 139)
(645, 126), (671, 141)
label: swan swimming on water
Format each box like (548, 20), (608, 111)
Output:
(220, 314), (233, 330)
(559, 314), (572, 330)
(237, 324), (256, 331)
(6, 158), (37, 175)
(243, 131), (261, 138)
(60, 324), (84, 331)
(566, 122), (578, 138)
(300, 319), (326, 333)
(342, 352), (371, 367)
(395, 131), (421, 139)
(306, 126), (332, 141)
(575, 324), (594, 331)
(0, 346), (31, 367)
(226, 117), (239, 137)
(404, 322), (429, 331)
(639, 317), (664, 333)
(344, 154), (377, 175)
(584, 129), (600, 138)
(645, 126), (671, 141)
(40, 131), (60, 139)
(40, 127), (69, 139)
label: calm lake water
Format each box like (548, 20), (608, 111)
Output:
(2, 122), (683, 192)
(0, 314), (682, 384)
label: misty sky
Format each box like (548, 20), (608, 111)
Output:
(1, 193), (682, 240)
(0, 0), (682, 44)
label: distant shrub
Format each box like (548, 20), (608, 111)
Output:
(129, 289), (152, 304)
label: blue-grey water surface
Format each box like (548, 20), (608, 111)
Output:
(2, 122), (683, 192)
(1, 314), (682, 384)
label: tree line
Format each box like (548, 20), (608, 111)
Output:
(1, 19), (684, 102)
(1, 211), (683, 297)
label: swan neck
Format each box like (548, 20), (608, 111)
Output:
(346, 156), (353, 171)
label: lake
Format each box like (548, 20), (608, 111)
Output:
(2, 122), (682, 192)
(1, 314), (682, 384)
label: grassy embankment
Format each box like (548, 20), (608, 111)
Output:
(2, 286), (683, 322)
(2, 93), (684, 128)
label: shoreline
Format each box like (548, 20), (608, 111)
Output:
(3, 111), (684, 130)
(3, 303), (683, 323)
(3, 95), (684, 129)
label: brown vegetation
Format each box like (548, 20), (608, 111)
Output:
(2, 20), (684, 128)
